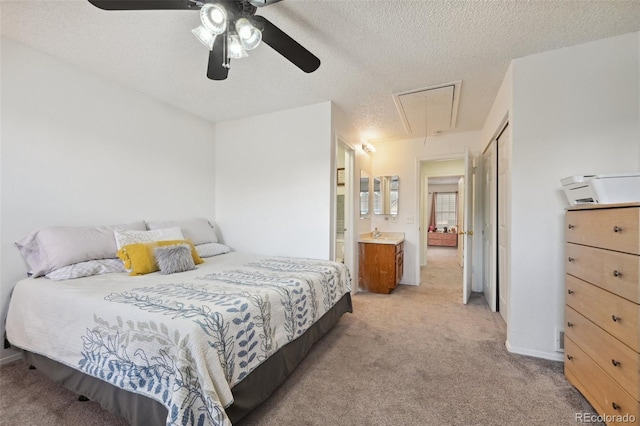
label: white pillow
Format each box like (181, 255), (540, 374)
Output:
(15, 221), (146, 277)
(114, 227), (185, 250)
(146, 218), (218, 245)
(195, 242), (231, 258)
(46, 259), (126, 281)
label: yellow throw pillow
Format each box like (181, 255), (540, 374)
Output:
(117, 239), (203, 276)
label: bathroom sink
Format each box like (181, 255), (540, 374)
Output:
(358, 233), (404, 244)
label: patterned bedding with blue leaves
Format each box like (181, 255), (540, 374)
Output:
(6, 252), (351, 426)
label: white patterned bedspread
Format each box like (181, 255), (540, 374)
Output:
(6, 252), (351, 426)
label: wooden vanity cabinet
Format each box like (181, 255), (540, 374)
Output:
(359, 241), (404, 294)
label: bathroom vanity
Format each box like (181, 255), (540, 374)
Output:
(358, 232), (405, 294)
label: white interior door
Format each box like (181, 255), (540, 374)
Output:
(497, 125), (510, 323)
(462, 147), (474, 304)
(482, 142), (497, 312)
(457, 177), (464, 267)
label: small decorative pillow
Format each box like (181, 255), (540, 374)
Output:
(195, 242), (231, 258)
(117, 239), (203, 276)
(46, 259), (126, 281)
(147, 218), (218, 245)
(114, 227), (185, 250)
(154, 244), (196, 275)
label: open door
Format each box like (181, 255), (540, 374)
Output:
(462, 147), (474, 304)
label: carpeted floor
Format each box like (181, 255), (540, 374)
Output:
(0, 256), (600, 425)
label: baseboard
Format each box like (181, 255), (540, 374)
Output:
(0, 352), (22, 365)
(505, 340), (564, 362)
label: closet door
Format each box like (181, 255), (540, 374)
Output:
(497, 124), (511, 324)
(482, 142), (497, 312)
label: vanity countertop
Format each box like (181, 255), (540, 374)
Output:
(358, 232), (405, 245)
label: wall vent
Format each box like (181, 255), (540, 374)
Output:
(392, 81), (461, 137)
(555, 328), (565, 352)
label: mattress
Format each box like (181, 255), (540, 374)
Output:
(6, 252), (351, 426)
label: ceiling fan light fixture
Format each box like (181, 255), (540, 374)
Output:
(192, 25), (216, 50)
(227, 33), (248, 59)
(235, 17), (262, 50)
(200, 3), (227, 35)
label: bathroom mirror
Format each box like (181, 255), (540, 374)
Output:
(360, 171), (370, 219)
(374, 175), (399, 215)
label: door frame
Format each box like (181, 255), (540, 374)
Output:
(415, 152), (468, 284)
(332, 135), (356, 286)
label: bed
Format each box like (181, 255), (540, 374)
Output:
(6, 250), (352, 425)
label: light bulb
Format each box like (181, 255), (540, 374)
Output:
(191, 25), (216, 50)
(235, 18), (262, 50)
(227, 33), (248, 59)
(200, 3), (227, 35)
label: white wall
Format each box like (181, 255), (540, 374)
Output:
(214, 102), (333, 259)
(0, 38), (217, 363)
(372, 131), (482, 286)
(503, 32), (640, 360)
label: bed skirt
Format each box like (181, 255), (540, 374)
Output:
(21, 292), (352, 425)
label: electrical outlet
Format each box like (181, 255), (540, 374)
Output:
(406, 216), (414, 224)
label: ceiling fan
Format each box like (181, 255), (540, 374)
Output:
(87, 0), (321, 80)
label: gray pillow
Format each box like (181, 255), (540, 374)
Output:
(15, 221), (146, 277)
(154, 244), (196, 275)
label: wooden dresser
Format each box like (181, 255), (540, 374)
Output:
(564, 203), (640, 425)
(428, 232), (457, 247)
(359, 241), (404, 294)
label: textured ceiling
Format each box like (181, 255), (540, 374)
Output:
(2, 0), (640, 142)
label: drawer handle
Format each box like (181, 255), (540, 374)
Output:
(612, 315), (621, 322)
(568, 224), (575, 229)
(613, 226), (622, 233)
(566, 354), (574, 361)
(612, 402), (620, 411)
(567, 289), (574, 295)
(613, 270), (622, 277)
(568, 257), (575, 262)
(612, 359), (621, 367)
(567, 322), (574, 328)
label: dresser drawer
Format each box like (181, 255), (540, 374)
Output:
(566, 207), (639, 255)
(565, 337), (640, 424)
(566, 306), (640, 400)
(566, 275), (640, 352)
(566, 243), (640, 303)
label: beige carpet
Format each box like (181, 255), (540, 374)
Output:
(0, 257), (599, 425)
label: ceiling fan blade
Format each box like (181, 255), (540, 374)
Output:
(252, 16), (320, 73)
(248, 0), (283, 7)
(207, 36), (229, 80)
(87, 0), (196, 10)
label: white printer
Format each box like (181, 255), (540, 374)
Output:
(561, 173), (640, 206)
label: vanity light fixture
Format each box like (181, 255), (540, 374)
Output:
(362, 141), (376, 154)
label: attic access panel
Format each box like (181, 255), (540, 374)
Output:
(392, 81), (461, 137)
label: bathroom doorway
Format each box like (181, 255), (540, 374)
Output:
(334, 138), (355, 278)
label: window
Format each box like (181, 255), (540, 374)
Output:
(436, 192), (457, 228)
